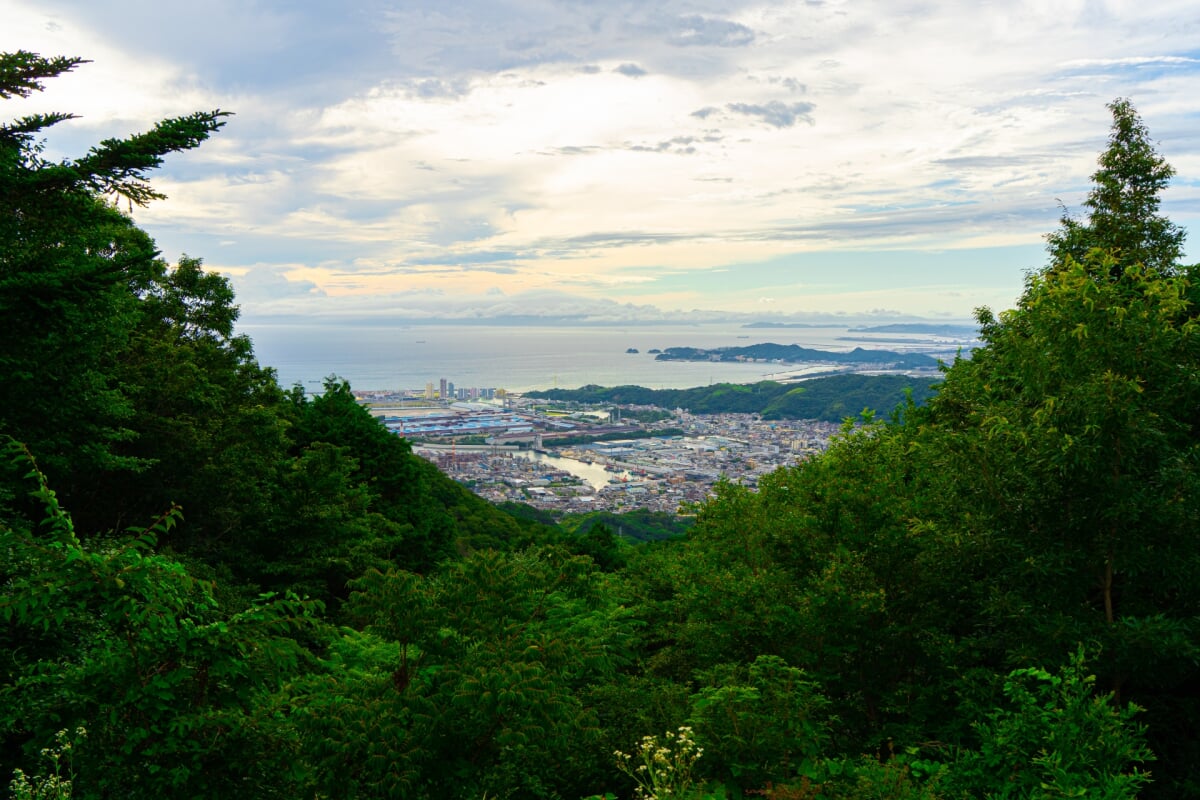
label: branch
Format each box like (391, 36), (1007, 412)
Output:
(0, 51), (88, 99)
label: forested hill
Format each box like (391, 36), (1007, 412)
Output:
(656, 342), (941, 369)
(526, 373), (941, 421)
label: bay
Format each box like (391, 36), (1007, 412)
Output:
(239, 322), (968, 393)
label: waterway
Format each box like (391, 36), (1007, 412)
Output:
(512, 450), (631, 490)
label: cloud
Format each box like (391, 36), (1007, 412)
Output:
(625, 134), (723, 154)
(539, 145), (603, 156)
(933, 155), (1057, 169)
(234, 280), (981, 327)
(766, 76), (806, 93)
(405, 77), (472, 100)
(221, 263), (326, 308)
(504, 33), (545, 52)
(238, 286), (688, 324)
(667, 15), (756, 47)
(20, 0), (1200, 324)
(726, 101), (816, 128)
(15, 0), (398, 106)
(1060, 55), (1200, 69)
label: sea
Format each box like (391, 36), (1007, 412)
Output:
(238, 322), (975, 394)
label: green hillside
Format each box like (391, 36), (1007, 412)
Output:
(527, 373), (941, 421)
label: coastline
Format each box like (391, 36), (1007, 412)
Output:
(241, 321), (970, 394)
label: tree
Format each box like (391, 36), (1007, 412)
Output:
(928, 102), (1200, 796)
(0, 51), (228, 206)
(660, 421), (981, 753)
(0, 439), (323, 799)
(1046, 98), (1185, 279)
(90, 255), (292, 538)
(292, 547), (636, 799)
(0, 50), (229, 495)
(689, 655), (831, 791)
(947, 651), (1153, 799)
(938, 102), (1200, 694)
(283, 379), (451, 574)
(930, 253), (1200, 798)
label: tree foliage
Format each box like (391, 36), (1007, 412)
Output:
(0, 51), (229, 493)
(948, 651), (1154, 799)
(0, 439), (322, 799)
(1047, 98), (1185, 278)
(290, 547), (635, 799)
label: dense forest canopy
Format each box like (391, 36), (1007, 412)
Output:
(2, 53), (1198, 800)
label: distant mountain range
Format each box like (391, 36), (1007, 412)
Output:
(655, 342), (941, 369)
(846, 323), (979, 336)
(743, 322), (978, 337)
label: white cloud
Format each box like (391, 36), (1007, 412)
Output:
(2, 6), (218, 152)
(4, 0), (1198, 322)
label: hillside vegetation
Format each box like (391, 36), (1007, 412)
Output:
(2, 55), (1197, 800)
(527, 373), (941, 421)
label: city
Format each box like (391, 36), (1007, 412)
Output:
(356, 382), (843, 514)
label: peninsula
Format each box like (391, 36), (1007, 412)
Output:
(654, 342), (941, 370)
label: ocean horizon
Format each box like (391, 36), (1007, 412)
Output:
(238, 322), (973, 394)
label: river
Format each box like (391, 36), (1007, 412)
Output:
(512, 450), (631, 490)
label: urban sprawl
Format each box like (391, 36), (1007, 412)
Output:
(357, 382), (840, 514)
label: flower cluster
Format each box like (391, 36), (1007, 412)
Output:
(8, 727), (85, 800)
(614, 725), (703, 800)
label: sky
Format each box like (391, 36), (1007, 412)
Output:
(5, 0), (1200, 325)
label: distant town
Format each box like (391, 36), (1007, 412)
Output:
(356, 382), (843, 515)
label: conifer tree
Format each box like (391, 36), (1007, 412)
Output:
(1046, 98), (1185, 279)
(0, 51), (229, 490)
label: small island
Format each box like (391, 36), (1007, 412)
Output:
(625, 347), (639, 354)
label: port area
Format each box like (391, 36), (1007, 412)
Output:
(365, 393), (840, 514)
